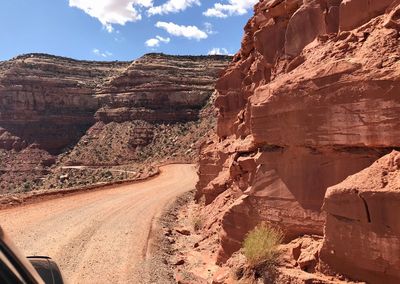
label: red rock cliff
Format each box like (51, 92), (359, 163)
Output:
(196, 0), (400, 271)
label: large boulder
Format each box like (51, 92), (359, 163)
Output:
(321, 151), (400, 283)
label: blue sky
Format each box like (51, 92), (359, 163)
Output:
(0, 0), (257, 61)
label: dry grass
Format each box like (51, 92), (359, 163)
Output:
(243, 222), (283, 267)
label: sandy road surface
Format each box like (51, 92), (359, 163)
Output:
(0, 164), (197, 284)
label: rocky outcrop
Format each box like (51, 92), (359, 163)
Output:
(0, 53), (230, 193)
(196, 0), (400, 272)
(320, 151), (400, 284)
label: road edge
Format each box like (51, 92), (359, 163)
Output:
(0, 167), (160, 210)
(137, 190), (195, 284)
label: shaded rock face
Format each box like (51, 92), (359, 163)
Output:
(0, 54), (124, 154)
(196, 0), (400, 268)
(321, 151), (400, 284)
(0, 53), (230, 193)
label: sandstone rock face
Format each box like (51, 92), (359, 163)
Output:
(285, 3), (326, 56)
(339, 0), (394, 31)
(320, 151), (400, 284)
(0, 53), (230, 193)
(196, 0), (400, 272)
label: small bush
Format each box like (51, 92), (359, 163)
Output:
(192, 216), (204, 231)
(243, 222), (283, 267)
(23, 182), (31, 192)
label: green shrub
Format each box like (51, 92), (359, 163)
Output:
(243, 222), (283, 267)
(23, 182), (31, 192)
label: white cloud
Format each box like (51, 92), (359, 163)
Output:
(155, 21), (208, 40)
(69, 0), (153, 32)
(204, 22), (216, 35)
(145, 35), (171, 47)
(203, 0), (257, 18)
(148, 0), (200, 16)
(208, 47), (229, 55)
(145, 39), (159, 47)
(156, 35), (171, 43)
(93, 48), (113, 58)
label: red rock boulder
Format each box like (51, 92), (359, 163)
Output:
(320, 151), (400, 283)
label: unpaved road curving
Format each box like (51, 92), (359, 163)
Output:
(0, 164), (197, 284)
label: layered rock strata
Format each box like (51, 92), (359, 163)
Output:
(196, 0), (400, 272)
(96, 54), (225, 123)
(0, 54), (128, 153)
(0, 53), (230, 193)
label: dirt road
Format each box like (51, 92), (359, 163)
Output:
(0, 164), (197, 283)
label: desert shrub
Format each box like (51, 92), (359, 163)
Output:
(104, 170), (112, 177)
(23, 182), (31, 192)
(243, 222), (283, 267)
(191, 215), (204, 231)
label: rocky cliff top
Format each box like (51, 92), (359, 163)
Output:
(0, 53), (130, 89)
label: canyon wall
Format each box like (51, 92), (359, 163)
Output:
(196, 2), (400, 281)
(0, 53), (230, 193)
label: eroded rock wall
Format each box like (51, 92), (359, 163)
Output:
(0, 54), (127, 153)
(196, 0), (400, 266)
